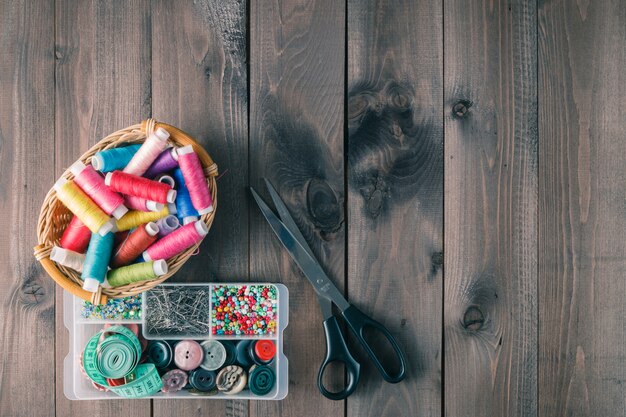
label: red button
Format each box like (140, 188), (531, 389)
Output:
(254, 340), (276, 362)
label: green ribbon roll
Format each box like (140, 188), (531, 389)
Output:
(82, 325), (162, 398)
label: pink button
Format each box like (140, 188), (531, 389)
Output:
(174, 340), (204, 370)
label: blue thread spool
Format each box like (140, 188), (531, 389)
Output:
(92, 144), (142, 172)
(172, 169), (199, 224)
(81, 232), (114, 292)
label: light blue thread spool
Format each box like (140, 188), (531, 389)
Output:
(92, 144), (142, 172)
(82, 232), (114, 292)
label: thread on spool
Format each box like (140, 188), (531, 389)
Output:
(144, 221), (208, 261)
(156, 174), (176, 188)
(156, 215), (179, 238)
(106, 260), (168, 288)
(60, 216), (92, 253)
(114, 230), (130, 247)
(123, 127), (170, 176)
(106, 171), (176, 204)
(70, 161), (127, 219)
(54, 178), (114, 236)
(172, 169), (199, 221)
(115, 207), (169, 232)
(110, 222), (159, 268)
(91, 144), (141, 172)
(177, 145), (213, 215)
(143, 148), (179, 178)
(50, 245), (86, 272)
(124, 194), (163, 212)
(82, 232), (115, 292)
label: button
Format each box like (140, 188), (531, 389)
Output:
(161, 369), (188, 393)
(199, 340), (227, 371)
(248, 365), (276, 396)
(174, 340), (204, 370)
(189, 368), (217, 392)
(216, 365), (248, 394)
(252, 340), (276, 364)
(147, 341), (173, 370)
(235, 340), (253, 367)
(222, 340), (237, 366)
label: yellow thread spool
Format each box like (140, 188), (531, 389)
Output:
(54, 178), (113, 236)
(115, 206), (169, 232)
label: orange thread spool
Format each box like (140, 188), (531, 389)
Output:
(110, 222), (159, 268)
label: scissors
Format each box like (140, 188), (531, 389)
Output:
(250, 179), (407, 400)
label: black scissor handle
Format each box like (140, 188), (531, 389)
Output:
(342, 305), (407, 383)
(317, 316), (361, 400)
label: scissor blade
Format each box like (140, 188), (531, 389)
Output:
(250, 187), (349, 311)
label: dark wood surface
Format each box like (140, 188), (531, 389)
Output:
(1, 0), (625, 416)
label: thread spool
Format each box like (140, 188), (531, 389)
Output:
(143, 221), (208, 261)
(60, 216), (92, 253)
(110, 222), (159, 268)
(123, 194), (163, 212)
(50, 246), (86, 272)
(157, 174), (176, 188)
(167, 203), (177, 215)
(143, 147), (179, 178)
(172, 169), (199, 224)
(105, 171), (176, 204)
(104, 260), (168, 288)
(115, 207), (169, 232)
(54, 178), (114, 236)
(70, 161), (128, 219)
(123, 127), (170, 176)
(82, 232), (115, 292)
(92, 144), (141, 172)
(156, 215), (179, 238)
(177, 145), (213, 215)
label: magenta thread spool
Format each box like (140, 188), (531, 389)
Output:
(177, 145), (213, 215)
(70, 161), (128, 219)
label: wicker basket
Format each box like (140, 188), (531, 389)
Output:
(33, 119), (218, 305)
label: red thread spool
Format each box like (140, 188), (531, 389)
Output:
(110, 222), (159, 268)
(105, 171), (176, 204)
(60, 216), (92, 253)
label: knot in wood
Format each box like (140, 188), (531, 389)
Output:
(463, 306), (484, 331)
(452, 100), (472, 118)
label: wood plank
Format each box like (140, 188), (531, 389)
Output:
(443, 0), (538, 416)
(151, 0), (248, 415)
(0, 0), (56, 416)
(538, 0), (626, 415)
(249, 0), (345, 415)
(346, 1), (443, 416)
(54, 0), (152, 415)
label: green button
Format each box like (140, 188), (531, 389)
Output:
(248, 365), (276, 396)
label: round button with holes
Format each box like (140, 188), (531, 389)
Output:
(147, 340), (173, 370)
(216, 365), (248, 394)
(250, 340), (276, 365)
(199, 340), (227, 371)
(248, 365), (276, 396)
(174, 340), (204, 371)
(189, 368), (217, 392)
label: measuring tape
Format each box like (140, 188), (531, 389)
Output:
(82, 325), (162, 398)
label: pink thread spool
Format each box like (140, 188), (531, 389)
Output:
(123, 127), (170, 176)
(143, 220), (208, 261)
(70, 161), (128, 219)
(105, 171), (177, 204)
(177, 145), (213, 215)
(123, 194), (164, 212)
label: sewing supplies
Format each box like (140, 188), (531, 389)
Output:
(211, 284), (278, 336)
(110, 222), (159, 267)
(143, 220), (207, 261)
(82, 325), (162, 398)
(156, 174), (176, 188)
(144, 147), (179, 178)
(147, 341), (173, 370)
(235, 341), (254, 368)
(105, 260), (168, 288)
(249, 340), (276, 365)
(156, 215), (179, 238)
(80, 295), (142, 320)
(161, 369), (188, 393)
(251, 179), (407, 400)
(172, 168), (199, 224)
(200, 340), (227, 371)
(106, 171), (177, 204)
(189, 369), (217, 392)
(60, 216), (92, 253)
(54, 178), (114, 236)
(216, 365), (247, 395)
(123, 127), (170, 176)
(174, 340), (205, 370)
(177, 145), (214, 215)
(248, 365), (276, 396)
(81, 232), (115, 293)
(70, 161), (128, 219)
(91, 144), (141, 172)
(124, 194), (163, 212)
(115, 206), (169, 232)
(50, 246), (86, 272)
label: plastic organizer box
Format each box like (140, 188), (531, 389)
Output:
(63, 283), (289, 400)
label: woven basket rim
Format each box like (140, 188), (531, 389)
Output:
(34, 119), (218, 305)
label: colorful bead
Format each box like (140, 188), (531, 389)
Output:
(211, 285), (277, 336)
(81, 295), (142, 320)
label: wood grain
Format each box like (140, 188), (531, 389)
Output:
(347, 1), (443, 416)
(249, 0), (346, 415)
(538, 0), (626, 415)
(54, 0), (152, 415)
(151, 0), (248, 415)
(0, 0), (56, 416)
(444, 0), (538, 416)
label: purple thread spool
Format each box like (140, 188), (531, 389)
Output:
(144, 147), (179, 178)
(156, 215), (180, 238)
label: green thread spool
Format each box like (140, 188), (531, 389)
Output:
(105, 260), (168, 288)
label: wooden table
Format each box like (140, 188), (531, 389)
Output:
(2, 0), (625, 416)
